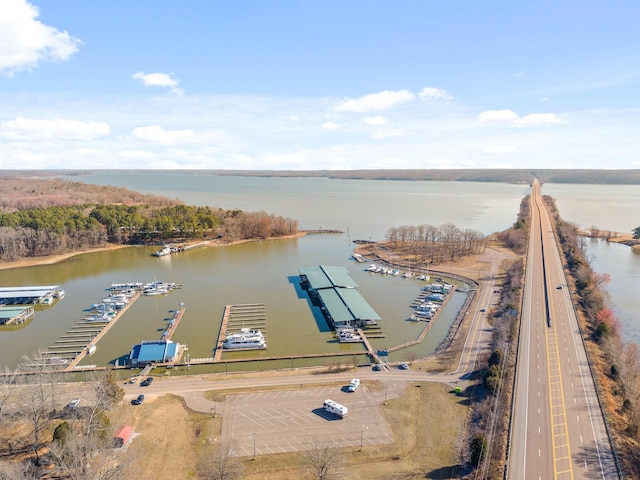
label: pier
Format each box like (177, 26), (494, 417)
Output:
(214, 303), (267, 361)
(161, 303), (185, 341)
(34, 289), (141, 371)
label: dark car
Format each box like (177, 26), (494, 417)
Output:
(140, 377), (153, 387)
(132, 394), (145, 405)
(372, 364), (381, 371)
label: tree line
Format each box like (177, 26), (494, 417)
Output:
(385, 223), (486, 263)
(0, 204), (298, 263)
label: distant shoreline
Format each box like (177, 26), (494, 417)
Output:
(0, 231), (308, 271)
(5, 168), (640, 185)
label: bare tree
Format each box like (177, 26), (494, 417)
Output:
(87, 368), (124, 412)
(303, 439), (348, 480)
(0, 460), (40, 480)
(0, 367), (18, 421)
(49, 425), (136, 480)
(17, 351), (59, 465)
(196, 443), (244, 480)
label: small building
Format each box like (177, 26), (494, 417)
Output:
(128, 340), (179, 366)
(113, 425), (133, 448)
(0, 306), (35, 325)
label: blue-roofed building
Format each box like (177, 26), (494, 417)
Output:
(129, 340), (179, 366)
(300, 265), (381, 329)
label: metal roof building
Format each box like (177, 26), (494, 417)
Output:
(129, 340), (179, 366)
(0, 285), (60, 305)
(300, 265), (381, 328)
(0, 306), (35, 326)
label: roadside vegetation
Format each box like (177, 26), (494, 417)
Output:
(545, 196), (640, 477)
(0, 176), (298, 264)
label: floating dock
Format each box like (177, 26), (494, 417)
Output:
(161, 303), (185, 341)
(35, 289), (141, 370)
(214, 303), (267, 361)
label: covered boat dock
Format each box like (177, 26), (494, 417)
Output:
(0, 306), (35, 326)
(300, 265), (381, 329)
(0, 285), (63, 305)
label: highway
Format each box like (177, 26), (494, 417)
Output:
(508, 180), (617, 479)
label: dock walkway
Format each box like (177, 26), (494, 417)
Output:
(161, 303), (185, 341)
(34, 289), (141, 370)
(214, 304), (267, 361)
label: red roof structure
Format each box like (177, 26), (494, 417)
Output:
(113, 425), (133, 448)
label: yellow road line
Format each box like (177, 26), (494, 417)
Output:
(545, 300), (574, 479)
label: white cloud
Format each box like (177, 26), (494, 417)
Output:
(335, 89), (414, 112)
(364, 116), (388, 126)
(371, 129), (404, 139)
(0, 117), (110, 139)
(130, 125), (195, 144)
(483, 146), (520, 155)
(419, 87), (453, 101)
(477, 109), (519, 123)
(478, 109), (564, 127)
(321, 121), (340, 130)
(517, 113), (563, 126)
(0, 0), (81, 74)
(132, 71), (184, 95)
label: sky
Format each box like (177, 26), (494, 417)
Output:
(1, 0), (639, 170)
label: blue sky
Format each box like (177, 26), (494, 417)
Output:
(1, 0), (639, 170)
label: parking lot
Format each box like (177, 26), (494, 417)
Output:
(220, 381), (396, 457)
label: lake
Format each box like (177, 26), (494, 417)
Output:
(1, 174), (638, 370)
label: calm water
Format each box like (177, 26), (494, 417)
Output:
(543, 183), (640, 343)
(1, 175), (638, 370)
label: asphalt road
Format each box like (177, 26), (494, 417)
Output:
(508, 180), (617, 479)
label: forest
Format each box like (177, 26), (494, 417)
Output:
(0, 176), (298, 263)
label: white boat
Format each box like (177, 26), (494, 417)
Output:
(152, 245), (172, 257)
(336, 328), (362, 343)
(144, 286), (168, 296)
(222, 328), (266, 349)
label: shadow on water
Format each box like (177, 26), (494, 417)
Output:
(288, 275), (331, 333)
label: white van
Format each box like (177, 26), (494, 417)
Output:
(323, 399), (348, 418)
(348, 378), (360, 392)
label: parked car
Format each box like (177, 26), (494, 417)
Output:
(372, 364), (381, 371)
(347, 378), (360, 392)
(398, 363), (409, 370)
(480, 308), (487, 312)
(66, 398), (80, 409)
(556, 285), (562, 289)
(140, 377), (153, 387)
(132, 394), (145, 405)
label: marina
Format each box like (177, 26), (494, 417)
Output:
(214, 303), (268, 361)
(39, 287), (142, 370)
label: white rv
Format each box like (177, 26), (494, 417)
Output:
(323, 399), (348, 418)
